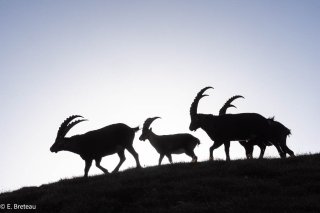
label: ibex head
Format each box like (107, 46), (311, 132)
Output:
(189, 86), (213, 131)
(50, 115), (87, 153)
(139, 117), (161, 141)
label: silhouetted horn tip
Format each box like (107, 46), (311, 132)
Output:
(142, 117), (161, 133)
(202, 86), (214, 91)
(198, 86), (213, 96)
(58, 115), (87, 138)
(146, 116), (161, 124)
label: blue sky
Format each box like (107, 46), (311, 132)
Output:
(1, 0), (319, 191)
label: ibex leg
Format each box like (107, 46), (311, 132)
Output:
(95, 158), (109, 174)
(246, 145), (254, 159)
(112, 150), (126, 173)
(158, 154), (164, 165)
(274, 144), (285, 158)
(126, 145), (141, 168)
(166, 154), (173, 164)
(279, 137), (295, 157)
(186, 150), (197, 162)
(284, 146), (294, 157)
(258, 144), (266, 159)
(209, 141), (223, 161)
(84, 159), (93, 178)
(239, 140), (252, 159)
(224, 141), (231, 161)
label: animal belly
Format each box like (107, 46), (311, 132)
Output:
(105, 145), (124, 154)
(95, 145), (124, 156)
(172, 148), (185, 154)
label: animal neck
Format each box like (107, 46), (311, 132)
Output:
(196, 113), (216, 128)
(60, 137), (82, 155)
(147, 131), (160, 146)
(195, 113), (218, 140)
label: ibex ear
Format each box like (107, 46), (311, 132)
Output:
(149, 128), (153, 132)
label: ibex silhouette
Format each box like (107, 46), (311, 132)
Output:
(50, 115), (141, 177)
(139, 117), (200, 165)
(219, 96), (294, 159)
(239, 117), (294, 159)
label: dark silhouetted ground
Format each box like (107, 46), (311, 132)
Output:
(1, 154), (320, 213)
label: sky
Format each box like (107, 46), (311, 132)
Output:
(0, 0), (319, 192)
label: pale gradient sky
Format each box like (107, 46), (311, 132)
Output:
(1, 0), (319, 191)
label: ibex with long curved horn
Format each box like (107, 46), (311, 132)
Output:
(219, 97), (294, 159)
(218, 95), (271, 159)
(189, 87), (285, 161)
(139, 117), (200, 165)
(50, 115), (141, 177)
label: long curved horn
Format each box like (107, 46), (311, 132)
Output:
(142, 117), (161, 133)
(190, 87), (213, 119)
(219, 95), (244, 115)
(57, 115), (84, 138)
(62, 119), (87, 138)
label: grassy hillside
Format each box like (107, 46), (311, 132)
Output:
(1, 154), (320, 213)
